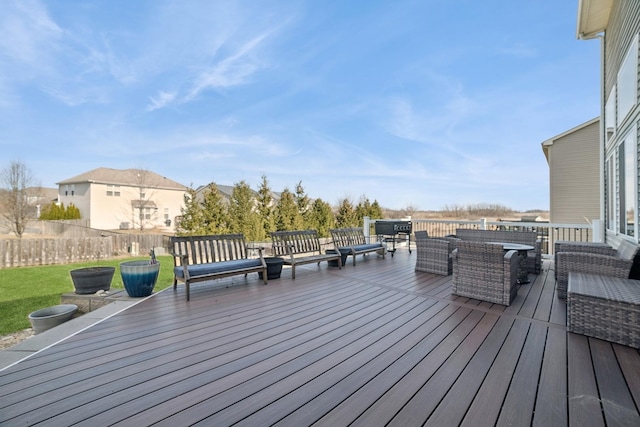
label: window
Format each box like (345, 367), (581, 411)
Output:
(611, 128), (638, 237)
(106, 185), (121, 196)
(605, 86), (616, 142)
(617, 35), (638, 126)
(607, 155), (616, 230)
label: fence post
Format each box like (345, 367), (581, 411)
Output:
(363, 216), (371, 243)
(592, 219), (603, 242)
(480, 218), (487, 230)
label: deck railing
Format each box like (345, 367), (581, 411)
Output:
(364, 217), (601, 256)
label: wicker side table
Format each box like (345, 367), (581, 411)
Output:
(567, 272), (640, 349)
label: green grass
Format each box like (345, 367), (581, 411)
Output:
(0, 256), (175, 335)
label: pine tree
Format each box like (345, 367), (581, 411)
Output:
(335, 197), (358, 227)
(176, 187), (204, 235)
(228, 180), (262, 240)
(307, 198), (335, 237)
(295, 181), (311, 227)
(275, 188), (304, 231)
(201, 183), (229, 234)
(256, 174), (275, 238)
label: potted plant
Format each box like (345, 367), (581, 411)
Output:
(119, 250), (160, 297)
(69, 266), (115, 294)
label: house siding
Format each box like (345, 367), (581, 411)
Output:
(548, 120), (600, 224)
(601, 1), (640, 244)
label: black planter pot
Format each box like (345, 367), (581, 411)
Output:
(70, 266), (115, 294)
(326, 249), (348, 267)
(258, 257), (284, 280)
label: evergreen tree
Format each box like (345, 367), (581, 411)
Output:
(256, 174), (275, 238)
(307, 198), (335, 237)
(39, 202), (81, 220)
(335, 197), (358, 228)
(228, 180), (262, 240)
(295, 181), (311, 227)
(355, 196), (384, 224)
(275, 188), (304, 231)
(201, 183), (229, 234)
(176, 187), (204, 235)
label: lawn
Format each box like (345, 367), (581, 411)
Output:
(0, 256), (175, 335)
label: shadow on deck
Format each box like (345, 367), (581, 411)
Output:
(1, 250), (639, 426)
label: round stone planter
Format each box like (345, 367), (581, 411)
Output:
(258, 257), (284, 280)
(69, 266), (115, 294)
(120, 261), (160, 297)
(28, 304), (78, 334)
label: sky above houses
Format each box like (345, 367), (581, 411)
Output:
(0, 0), (600, 212)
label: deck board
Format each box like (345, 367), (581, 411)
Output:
(1, 252), (640, 426)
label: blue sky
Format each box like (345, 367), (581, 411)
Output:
(0, 0), (600, 211)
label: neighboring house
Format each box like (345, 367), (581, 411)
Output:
(541, 117), (600, 224)
(577, 1), (640, 245)
(57, 168), (187, 231)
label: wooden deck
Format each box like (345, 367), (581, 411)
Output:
(1, 250), (639, 426)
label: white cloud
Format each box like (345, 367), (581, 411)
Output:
(147, 91), (177, 111)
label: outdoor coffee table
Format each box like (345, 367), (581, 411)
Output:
(488, 242), (534, 284)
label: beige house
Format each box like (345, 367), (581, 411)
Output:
(541, 117), (600, 224)
(57, 168), (187, 231)
(578, 1), (640, 246)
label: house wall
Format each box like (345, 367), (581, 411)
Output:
(58, 182), (184, 231)
(602, 1), (640, 245)
(548, 120), (600, 224)
(58, 182), (91, 223)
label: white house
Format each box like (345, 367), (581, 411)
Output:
(577, 1), (640, 245)
(57, 168), (187, 231)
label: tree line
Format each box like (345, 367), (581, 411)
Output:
(176, 175), (384, 240)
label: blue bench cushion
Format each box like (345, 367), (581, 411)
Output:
(339, 243), (383, 252)
(174, 259), (263, 279)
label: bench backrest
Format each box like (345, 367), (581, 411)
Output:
(271, 230), (322, 256)
(170, 234), (250, 266)
(330, 227), (367, 247)
(455, 229), (537, 246)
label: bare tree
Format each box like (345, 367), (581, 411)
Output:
(131, 169), (158, 232)
(0, 160), (39, 238)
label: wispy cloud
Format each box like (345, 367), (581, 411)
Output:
(147, 91), (177, 111)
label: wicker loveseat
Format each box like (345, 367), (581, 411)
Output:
(555, 239), (639, 299)
(455, 229), (541, 274)
(415, 231), (460, 275)
(452, 241), (519, 306)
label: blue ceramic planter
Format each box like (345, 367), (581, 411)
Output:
(120, 261), (160, 297)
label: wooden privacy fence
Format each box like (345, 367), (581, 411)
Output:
(0, 234), (170, 268)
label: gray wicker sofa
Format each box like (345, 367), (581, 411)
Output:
(455, 229), (541, 274)
(567, 272), (640, 349)
(555, 239), (639, 299)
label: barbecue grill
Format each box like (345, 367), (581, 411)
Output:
(374, 220), (413, 256)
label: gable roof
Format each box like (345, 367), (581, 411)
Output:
(541, 117), (600, 162)
(57, 168), (187, 191)
(577, 0), (614, 39)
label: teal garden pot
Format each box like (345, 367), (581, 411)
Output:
(119, 260), (160, 297)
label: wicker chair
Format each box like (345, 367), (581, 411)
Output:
(415, 232), (459, 275)
(452, 241), (519, 306)
(555, 239), (639, 299)
(553, 241), (616, 281)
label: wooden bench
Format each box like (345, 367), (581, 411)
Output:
(170, 234), (267, 301)
(567, 272), (640, 349)
(330, 227), (385, 266)
(270, 230), (342, 279)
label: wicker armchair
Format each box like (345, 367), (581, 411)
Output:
(555, 239), (639, 299)
(415, 232), (459, 275)
(452, 241), (519, 306)
(553, 241), (616, 281)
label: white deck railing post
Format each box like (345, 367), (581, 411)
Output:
(592, 219), (603, 242)
(480, 218), (487, 230)
(363, 216), (371, 243)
